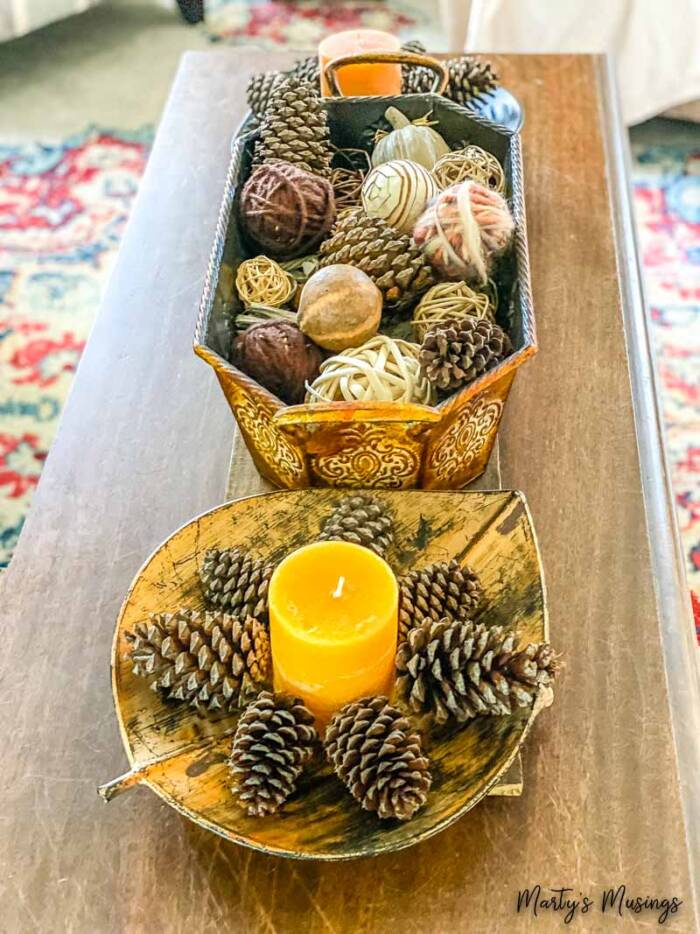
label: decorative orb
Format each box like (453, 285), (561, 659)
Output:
(240, 162), (336, 261)
(298, 265), (382, 352)
(432, 146), (505, 193)
(362, 159), (438, 234)
(231, 320), (324, 405)
(306, 334), (435, 405)
(412, 281), (495, 341)
(413, 181), (514, 284)
(235, 255), (296, 307)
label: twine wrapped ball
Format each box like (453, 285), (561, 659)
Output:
(412, 281), (495, 341)
(361, 159), (438, 235)
(240, 162), (336, 261)
(306, 335), (435, 405)
(232, 320), (324, 404)
(413, 181), (514, 284)
(235, 255), (296, 307)
(432, 146), (506, 194)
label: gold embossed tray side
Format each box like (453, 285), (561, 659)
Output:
(109, 490), (548, 859)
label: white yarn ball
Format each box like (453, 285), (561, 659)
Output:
(361, 159), (438, 234)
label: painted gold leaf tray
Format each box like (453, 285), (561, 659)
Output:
(105, 489), (549, 860)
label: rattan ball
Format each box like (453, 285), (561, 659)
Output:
(235, 255), (296, 307)
(306, 335), (434, 405)
(432, 146), (505, 194)
(412, 281), (495, 341)
(240, 162), (336, 260)
(413, 181), (514, 284)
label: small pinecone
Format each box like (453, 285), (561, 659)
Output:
(398, 559), (482, 641)
(247, 70), (284, 119)
(247, 57), (321, 119)
(126, 610), (270, 714)
(199, 547), (273, 620)
(324, 696), (432, 820)
(420, 317), (511, 392)
(319, 209), (437, 311)
(318, 495), (394, 558)
(254, 75), (332, 178)
(444, 56), (499, 106)
(395, 618), (557, 723)
(229, 691), (317, 817)
(289, 55), (320, 85)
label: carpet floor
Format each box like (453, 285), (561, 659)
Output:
(0, 1), (697, 643)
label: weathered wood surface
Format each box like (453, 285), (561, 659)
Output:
(111, 490), (546, 859)
(0, 52), (697, 931)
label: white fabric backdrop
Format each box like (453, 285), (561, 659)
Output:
(455, 0), (700, 124)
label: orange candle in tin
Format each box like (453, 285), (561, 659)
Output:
(319, 29), (402, 97)
(268, 541), (399, 723)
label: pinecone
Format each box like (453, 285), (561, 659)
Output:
(403, 53), (498, 103)
(444, 56), (499, 107)
(398, 559), (482, 641)
(318, 495), (394, 559)
(420, 317), (511, 392)
(319, 209), (437, 311)
(395, 618), (557, 724)
(247, 70), (284, 120)
(199, 548), (273, 620)
(324, 696), (432, 820)
(126, 610), (270, 714)
(247, 57), (321, 119)
(254, 75), (332, 178)
(229, 691), (317, 817)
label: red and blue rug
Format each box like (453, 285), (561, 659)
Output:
(631, 137), (700, 639)
(0, 127), (152, 565)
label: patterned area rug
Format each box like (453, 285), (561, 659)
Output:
(0, 127), (153, 566)
(631, 135), (700, 638)
(204, 0), (444, 50)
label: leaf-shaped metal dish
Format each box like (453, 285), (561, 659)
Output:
(107, 489), (549, 859)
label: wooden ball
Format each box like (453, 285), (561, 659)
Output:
(298, 265), (382, 352)
(361, 159), (438, 234)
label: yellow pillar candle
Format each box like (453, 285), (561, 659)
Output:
(269, 540), (399, 723)
(319, 29), (402, 98)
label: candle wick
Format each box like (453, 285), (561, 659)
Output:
(332, 576), (345, 599)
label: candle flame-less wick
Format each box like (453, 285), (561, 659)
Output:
(332, 576), (345, 599)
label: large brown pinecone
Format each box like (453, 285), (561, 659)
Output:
(126, 610), (270, 714)
(247, 57), (321, 119)
(398, 559), (482, 641)
(319, 209), (437, 311)
(229, 691), (317, 817)
(420, 317), (511, 392)
(254, 75), (332, 178)
(403, 50), (499, 104)
(199, 547), (273, 621)
(318, 495), (394, 559)
(324, 695), (432, 821)
(395, 618), (557, 724)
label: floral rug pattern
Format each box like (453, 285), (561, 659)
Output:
(0, 127), (153, 566)
(631, 141), (700, 636)
(204, 0), (443, 50)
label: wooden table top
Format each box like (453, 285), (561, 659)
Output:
(1, 51), (698, 932)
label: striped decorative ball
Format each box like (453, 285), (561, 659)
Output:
(361, 159), (438, 235)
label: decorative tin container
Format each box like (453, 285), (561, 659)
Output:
(194, 93), (536, 490)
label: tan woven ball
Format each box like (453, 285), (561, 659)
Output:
(306, 335), (434, 405)
(432, 146), (505, 194)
